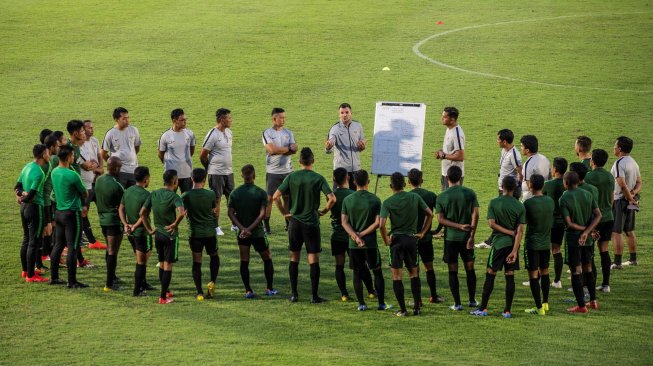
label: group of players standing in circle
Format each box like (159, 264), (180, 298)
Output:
(15, 104), (641, 317)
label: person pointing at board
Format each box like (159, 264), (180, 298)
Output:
(435, 106), (465, 192)
(325, 103), (367, 189)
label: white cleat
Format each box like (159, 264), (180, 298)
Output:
(550, 281), (562, 289)
(474, 242), (491, 249)
(215, 226), (225, 236)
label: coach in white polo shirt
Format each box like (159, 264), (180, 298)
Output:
(518, 134), (550, 201)
(159, 108), (196, 193)
(262, 107), (297, 234)
(435, 106), (465, 192)
(200, 108), (233, 236)
(610, 136), (642, 268)
(102, 107), (141, 188)
(325, 103), (366, 189)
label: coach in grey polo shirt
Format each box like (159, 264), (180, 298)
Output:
(325, 103), (366, 189)
(518, 134), (550, 201)
(158, 108), (196, 193)
(102, 107), (141, 188)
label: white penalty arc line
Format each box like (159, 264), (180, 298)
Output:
(412, 12), (653, 93)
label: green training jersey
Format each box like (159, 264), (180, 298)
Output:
(559, 188), (597, 247)
(435, 185), (479, 241)
(144, 188), (183, 238)
(277, 169), (332, 226)
(228, 183), (268, 239)
(342, 190), (381, 249)
(381, 191), (427, 236)
(94, 174), (124, 226)
(581, 158), (591, 171)
(51, 166), (86, 211)
(17, 161), (46, 206)
(182, 188), (217, 238)
(542, 178), (565, 228)
(121, 185), (151, 237)
(487, 195), (526, 250)
(411, 187), (437, 243)
(584, 168), (614, 222)
(330, 188), (354, 241)
(524, 195), (555, 250)
(67, 140), (82, 174)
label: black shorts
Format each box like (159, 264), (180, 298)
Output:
(524, 248), (550, 271)
(129, 235), (152, 253)
(101, 225), (123, 237)
(350, 247), (382, 271)
(331, 239), (349, 256)
(266, 173), (289, 196)
(189, 236), (217, 255)
(596, 221), (614, 243)
(551, 226), (564, 245)
(287, 218), (321, 254)
(389, 234), (418, 269)
(566, 244), (594, 267)
(417, 239), (435, 264)
(208, 174), (235, 199)
(155, 232), (179, 263)
(55, 210), (82, 249)
(238, 236), (269, 253)
(487, 246), (520, 272)
(118, 172), (136, 189)
(442, 240), (475, 264)
(177, 178), (193, 194)
(612, 199), (636, 234)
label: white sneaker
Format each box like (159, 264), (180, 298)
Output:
(610, 263), (623, 270)
(474, 241), (491, 249)
(566, 269), (571, 274)
(230, 225), (239, 232)
(550, 281), (562, 289)
(622, 260), (638, 266)
(522, 281), (530, 286)
(215, 226), (225, 236)
(596, 285), (611, 293)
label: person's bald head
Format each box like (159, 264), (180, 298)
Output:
(107, 156), (122, 176)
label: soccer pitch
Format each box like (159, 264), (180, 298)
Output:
(1, 1), (652, 365)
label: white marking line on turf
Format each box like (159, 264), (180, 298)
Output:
(412, 12), (653, 93)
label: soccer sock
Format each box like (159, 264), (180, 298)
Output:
(630, 252), (637, 263)
(240, 260), (252, 293)
(289, 261), (299, 296)
(410, 276), (422, 309)
(614, 254), (622, 266)
(335, 265), (348, 296)
(480, 273), (496, 310)
(584, 271), (597, 302)
(192, 261), (203, 294)
(393, 280), (406, 312)
(466, 269), (477, 302)
(160, 270), (172, 300)
(159, 267), (164, 283)
(373, 269), (385, 305)
(600, 251), (611, 286)
(540, 274), (550, 303)
(529, 277), (542, 309)
(263, 258), (274, 289)
(310, 263), (320, 298)
(553, 253), (563, 282)
(426, 269), (437, 298)
(210, 255), (220, 283)
(352, 270), (365, 304)
(106, 254), (117, 287)
(504, 275), (515, 313)
(362, 267), (375, 294)
(571, 273), (585, 307)
(448, 271), (461, 306)
(134, 264), (145, 295)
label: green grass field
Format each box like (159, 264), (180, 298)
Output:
(1, 1), (652, 364)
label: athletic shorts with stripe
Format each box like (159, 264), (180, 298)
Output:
(128, 235), (152, 253)
(389, 234), (418, 269)
(524, 248), (550, 271)
(238, 236), (269, 253)
(487, 246), (520, 272)
(155, 232), (179, 263)
(190, 236), (218, 255)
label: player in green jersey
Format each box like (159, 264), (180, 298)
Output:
(542, 157), (567, 288)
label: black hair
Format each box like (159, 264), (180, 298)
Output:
(576, 136), (592, 153)
(134, 166), (150, 183)
(333, 167), (348, 186)
(520, 135), (539, 154)
(569, 162), (588, 181)
(446, 166), (462, 184)
(339, 103), (352, 110)
(407, 168), (423, 186)
(591, 149), (608, 168)
(113, 107), (128, 120)
(53, 131), (64, 141)
(171, 108), (185, 121)
(615, 136), (633, 153)
(163, 169), (178, 185)
(241, 164), (255, 180)
(553, 157), (568, 175)
(390, 172), (405, 190)
(530, 174), (545, 191)
(354, 170), (369, 188)
(501, 176), (517, 192)
(497, 129), (514, 144)
(191, 168), (207, 183)
(564, 171), (580, 187)
(299, 147), (314, 165)
(39, 129), (53, 144)
(33, 144), (47, 159)
(216, 108), (231, 121)
(66, 119), (84, 134)
(271, 107), (285, 116)
(443, 106), (459, 120)
(58, 145), (74, 161)
(44, 134), (59, 149)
